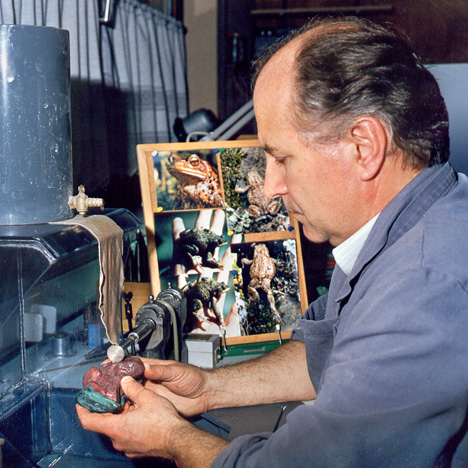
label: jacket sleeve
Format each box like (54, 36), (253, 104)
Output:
(211, 266), (468, 468)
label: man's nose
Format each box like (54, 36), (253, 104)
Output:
(263, 163), (288, 200)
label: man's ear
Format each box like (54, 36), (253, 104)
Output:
(348, 116), (388, 181)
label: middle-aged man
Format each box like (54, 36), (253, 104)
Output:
(77, 16), (468, 467)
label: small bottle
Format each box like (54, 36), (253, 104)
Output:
(86, 305), (103, 348)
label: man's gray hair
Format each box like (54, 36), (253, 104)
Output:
(253, 17), (449, 168)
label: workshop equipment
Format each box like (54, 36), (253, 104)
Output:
(0, 24), (236, 468)
(0, 208), (142, 467)
(0, 24), (148, 467)
(107, 286), (185, 363)
(0, 25), (73, 225)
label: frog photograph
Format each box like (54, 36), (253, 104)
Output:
(152, 149), (225, 211)
(136, 140), (308, 345)
(219, 146), (291, 235)
(233, 239), (303, 337)
(158, 208), (241, 339)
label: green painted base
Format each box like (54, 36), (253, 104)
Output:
(75, 386), (126, 413)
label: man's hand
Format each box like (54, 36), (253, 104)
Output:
(77, 376), (229, 467)
(140, 359), (213, 417)
(141, 340), (316, 412)
(77, 376), (185, 459)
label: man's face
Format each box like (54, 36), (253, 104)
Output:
(253, 57), (363, 246)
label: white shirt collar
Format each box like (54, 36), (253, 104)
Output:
(332, 214), (380, 276)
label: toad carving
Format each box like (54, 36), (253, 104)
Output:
(168, 153), (224, 210)
(236, 169), (282, 218)
(242, 243), (282, 324)
(76, 356), (145, 413)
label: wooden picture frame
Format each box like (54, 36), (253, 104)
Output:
(137, 140), (308, 344)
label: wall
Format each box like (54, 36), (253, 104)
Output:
(183, 0), (218, 114)
(183, 1), (468, 128)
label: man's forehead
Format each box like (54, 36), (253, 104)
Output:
(258, 39), (299, 83)
(253, 29), (315, 107)
(254, 50), (295, 108)
(256, 23), (337, 89)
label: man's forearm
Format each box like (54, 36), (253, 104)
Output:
(205, 340), (316, 410)
(170, 419), (229, 468)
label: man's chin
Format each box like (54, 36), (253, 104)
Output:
(288, 214), (331, 243)
(300, 223), (330, 245)
(289, 211), (304, 223)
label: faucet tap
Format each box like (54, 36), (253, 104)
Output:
(68, 185), (104, 216)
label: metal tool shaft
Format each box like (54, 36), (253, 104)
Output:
(107, 319), (156, 362)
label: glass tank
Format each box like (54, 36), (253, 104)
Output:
(0, 209), (141, 392)
(0, 209), (144, 467)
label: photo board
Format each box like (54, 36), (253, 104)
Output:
(137, 140), (308, 344)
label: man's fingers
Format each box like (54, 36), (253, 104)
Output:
(195, 209), (212, 229)
(140, 357), (177, 366)
(76, 403), (91, 425)
(76, 404), (115, 434)
(210, 209), (225, 235)
(143, 362), (181, 383)
(172, 217), (185, 241)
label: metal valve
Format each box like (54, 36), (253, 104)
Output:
(69, 185), (104, 216)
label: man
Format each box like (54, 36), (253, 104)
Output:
(77, 17), (468, 467)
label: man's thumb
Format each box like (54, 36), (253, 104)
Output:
(121, 375), (142, 398)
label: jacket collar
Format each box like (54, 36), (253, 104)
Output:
(335, 163), (458, 306)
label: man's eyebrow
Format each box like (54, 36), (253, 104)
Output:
(261, 143), (279, 155)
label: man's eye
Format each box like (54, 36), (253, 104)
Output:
(273, 157), (286, 165)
